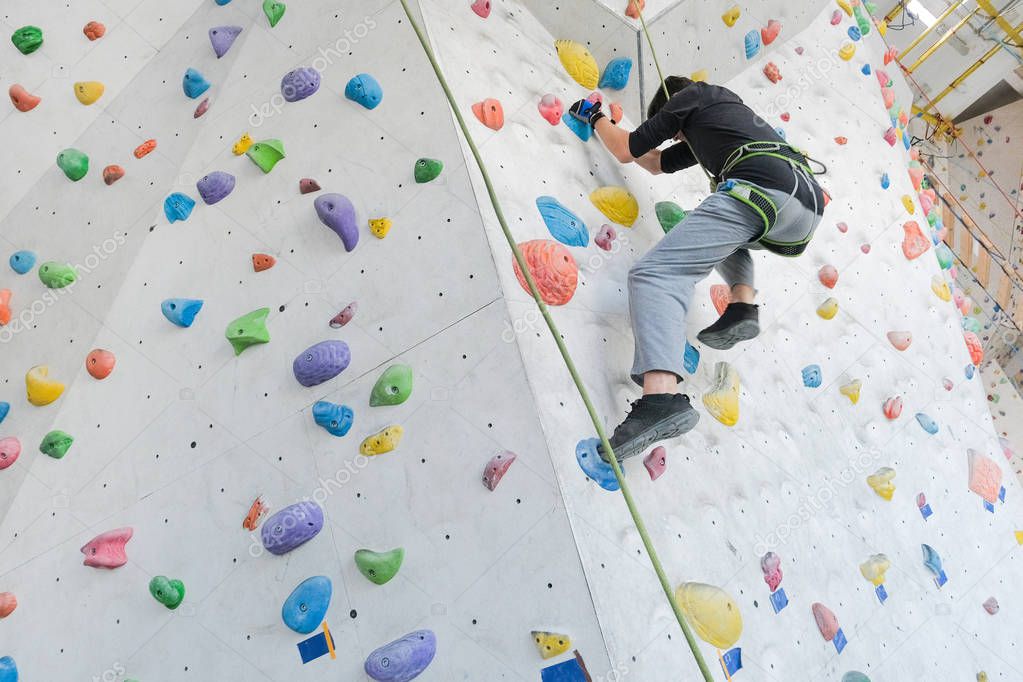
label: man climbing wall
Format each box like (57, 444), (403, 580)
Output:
(568, 76), (827, 462)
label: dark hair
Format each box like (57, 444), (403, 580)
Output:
(647, 76), (696, 119)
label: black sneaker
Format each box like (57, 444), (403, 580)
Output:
(598, 393), (700, 463)
(696, 302), (760, 350)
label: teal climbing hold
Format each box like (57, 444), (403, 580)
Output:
(0, 656), (16, 682)
(40, 430), (74, 459)
(370, 364), (413, 406)
(842, 673), (871, 682)
(744, 30), (761, 59)
(225, 308), (270, 355)
(575, 438), (621, 491)
(536, 196), (588, 247)
(561, 111), (592, 141)
(9, 250), (35, 274)
(56, 149), (89, 181)
(38, 262), (77, 289)
(599, 58), (632, 90)
(282, 576), (332, 634)
(164, 193), (195, 223)
(313, 401), (354, 436)
(354, 547), (405, 585)
(414, 157), (443, 183)
(182, 68), (210, 99)
(162, 298), (204, 327)
(0, 402), (9, 425)
(655, 201), (687, 233)
(935, 243), (954, 269)
(802, 364), (822, 388)
(246, 139), (286, 173)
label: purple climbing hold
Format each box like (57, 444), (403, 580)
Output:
(364, 630), (437, 682)
(260, 501), (324, 555)
(314, 193), (359, 252)
(208, 25), (242, 58)
(293, 340), (351, 387)
(281, 67), (320, 103)
(196, 170), (235, 205)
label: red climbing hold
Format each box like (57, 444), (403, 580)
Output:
(83, 21), (106, 40)
(194, 97), (210, 118)
(818, 265), (838, 289)
(902, 221), (930, 260)
(0, 592), (16, 618)
(133, 139), (157, 159)
(538, 94), (563, 125)
(780, 112), (790, 122)
(299, 178), (321, 194)
(761, 19), (782, 45)
(242, 495), (269, 530)
(763, 62), (782, 83)
(513, 240), (578, 306)
(86, 349), (116, 379)
(470, 0), (492, 18)
(252, 253), (276, 272)
(884, 127), (898, 146)
(834, 136), (848, 145)
(644, 446), (667, 480)
(883, 47), (898, 65)
(710, 284), (732, 316)
(329, 302), (357, 328)
(883, 396), (903, 420)
(482, 451), (516, 490)
(9, 84), (41, 112)
(609, 102), (623, 124)
(103, 165), (124, 185)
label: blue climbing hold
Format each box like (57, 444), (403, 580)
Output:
(282, 576), (332, 634)
(921, 543), (947, 586)
(903, 131), (912, 150)
(0, 402), (9, 425)
(575, 438), (621, 491)
(0, 656), (16, 682)
(561, 111), (592, 142)
(802, 364), (822, 388)
(536, 196), (588, 247)
(163, 193), (196, 223)
(344, 73), (383, 110)
(215, 0), (232, 4)
(964, 363), (975, 379)
(542, 657), (588, 682)
(915, 412), (938, 435)
(9, 250), (35, 274)
(161, 298), (204, 327)
(881, 172), (890, 189)
(745, 30), (761, 59)
(312, 401), (354, 437)
(861, 64), (871, 75)
(775, 127), (787, 140)
(182, 68), (211, 99)
(599, 58), (632, 90)
(683, 340), (700, 374)
(848, 26), (861, 41)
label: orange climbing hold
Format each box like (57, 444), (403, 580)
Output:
(902, 221), (930, 260)
(761, 19), (782, 44)
(0, 592), (16, 618)
(625, 0), (645, 19)
(710, 284), (732, 316)
(834, 136), (847, 145)
(609, 102), (623, 124)
(964, 331), (983, 365)
(764, 62), (782, 83)
(513, 240), (578, 306)
(252, 253), (276, 272)
(472, 98), (504, 131)
(243, 495), (269, 530)
(85, 349), (116, 379)
(83, 21), (106, 40)
(0, 289), (11, 326)
(9, 84), (41, 112)
(908, 167), (924, 191)
(968, 449), (1002, 504)
(133, 139), (157, 159)
(103, 165), (125, 185)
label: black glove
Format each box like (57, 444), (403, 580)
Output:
(568, 99), (606, 128)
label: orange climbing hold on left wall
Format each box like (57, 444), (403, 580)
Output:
(472, 98), (504, 131)
(512, 240), (578, 306)
(0, 289), (11, 326)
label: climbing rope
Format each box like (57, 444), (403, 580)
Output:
(394, 1), (714, 680)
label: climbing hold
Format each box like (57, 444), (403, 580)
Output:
(80, 527), (132, 568)
(38, 261), (76, 289)
(561, 110), (592, 141)
(595, 224), (617, 251)
(538, 94), (563, 125)
(935, 243), (954, 270)
(744, 31), (761, 59)
(242, 496), (269, 531)
(312, 401), (354, 437)
(232, 133), (253, 155)
(532, 631), (572, 660)
(26, 366), (64, 406)
(609, 101), (623, 123)
(802, 364), (822, 388)
(208, 25), (242, 58)
(0, 403), (8, 424)
(83, 21), (106, 40)
(967, 449), (1002, 504)
(762, 19), (782, 44)
(537, 196), (588, 247)
(794, 46), (805, 55)
(364, 630), (436, 681)
(921, 544), (946, 586)
(369, 218), (392, 239)
(675, 583), (743, 649)
(982, 597), (999, 615)
(860, 243), (871, 254)
(262, 501), (323, 555)
(942, 377), (953, 391)
(0, 657), (16, 682)
(482, 451), (516, 490)
(901, 194), (915, 214)
(710, 284), (732, 315)
(0, 438), (21, 470)
(589, 187), (638, 228)
(133, 139), (156, 159)
(575, 438), (620, 491)
(196, 171), (235, 205)
(0, 290), (9, 326)
(902, 221), (930, 260)
(281, 67), (321, 103)
(836, 221), (848, 233)
(887, 330), (912, 351)
(293, 340), (351, 387)
(472, 98), (505, 131)
(859, 554), (890, 586)
(883, 127), (897, 146)
(329, 302), (357, 328)
(11, 26), (43, 54)
(282, 576), (332, 634)
(8, 84), (40, 112)
(831, 9), (843, 24)
(722, 6), (741, 26)
(840, 379), (861, 404)
(161, 298), (203, 327)
(246, 139), (285, 173)
(225, 308), (270, 355)
(555, 40), (599, 89)
(848, 26), (861, 41)
(370, 365), (413, 406)
(102, 165), (124, 185)
(853, 3), (872, 34)
(355, 548), (405, 585)
(703, 362), (740, 426)
(471, 0), (492, 18)
(513, 240), (578, 305)
(655, 201), (687, 233)
(818, 264), (838, 289)
(644, 446), (667, 480)
(57, 148), (89, 181)
(414, 158), (443, 183)
(0, 593), (16, 618)
(299, 178), (321, 194)
(182, 68), (210, 99)
(817, 297), (839, 320)
(252, 254), (276, 272)
(360, 426), (404, 456)
(263, 0), (286, 27)
(882, 395), (902, 420)
(867, 467), (896, 500)
(915, 412), (938, 435)
(40, 430), (73, 458)
(163, 193), (196, 222)
(315, 194), (359, 251)
(345, 73), (383, 110)
(837, 0), (853, 15)
(149, 576), (185, 609)
(193, 97), (210, 118)
(880, 173), (889, 191)
(963, 331), (983, 365)
(683, 341), (700, 374)
(811, 603), (840, 641)
(599, 58), (632, 90)
(761, 552), (783, 591)
(839, 42), (856, 60)
(834, 136), (847, 145)
(965, 363), (975, 380)
(763, 62), (782, 83)
(625, 0), (645, 19)
(780, 112), (791, 122)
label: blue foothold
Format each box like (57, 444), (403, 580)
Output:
(561, 111), (592, 142)
(848, 26), (862, 41)
(9, 250), (36, 274)
(282, 576), (332, 634)
(915, 412), (938, 435)
(744, 30), (761, 59)
(599, 58), (632, 90)
(0, 656), (16, 682)
(536, 196), (588, 247)
(964, 363), (975, 379)
(881, 172), (890, 189)
(215, 0), (233, 4)
(775, 127), (787, 140)
(575, 437), (621, 491)
(182, 67), (211, 99)
(542, 657), (589, 682)
(161, 298), (204, 327)
(312, 401), (354, 437)
(164, 193), (196, 223)
(344, 73), (383, 110)
(0, 402), (9, 425)
(802, 364), (822, 388)
(683, 340), (700, 374)
(770, 587), (788, 613)
(861, 64), (871, 75)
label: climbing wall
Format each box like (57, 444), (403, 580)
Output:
(419, 1), (1023, 680)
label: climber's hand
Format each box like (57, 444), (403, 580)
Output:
(568, 99), (605, 128)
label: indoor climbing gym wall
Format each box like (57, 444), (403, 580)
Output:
(2, 2), (1023, 682)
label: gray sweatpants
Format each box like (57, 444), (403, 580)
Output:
(628, 172), (823, 385)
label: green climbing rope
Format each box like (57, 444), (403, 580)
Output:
(395, 1), (714, 680)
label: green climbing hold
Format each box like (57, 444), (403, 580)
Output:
(853, 3), (871, 35)
(149, 575), (185, 609)
(225, 307), (270, 356)
(370, 364), (413, 406)
(57, 148), (89, 182)
(263, 0), (286, 27)
(38, 262), (77, 289)
(11, 26), (43, 54)
(655, 201), (687, 233)
(39, 430), (74, 459)
(354, 547), (405, 585)
(414, 158), (443, 183)
(246, 139), (285, 173)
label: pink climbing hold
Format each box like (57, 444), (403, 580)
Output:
(763, 62), (782, 83)
(968, 449), (1002, 504)
(883, 396), (903, 420)
(9, 84), (41, 112)
(830, 9), (842, 24)
(908, 167), (924, 191)
(916, 492), (927, 508)
(329, 302), (357, 328)
(876, 70), (890, 87)
(983, 597), (999, 615)
(710, 284), (732, 316)
(0, 592), (16, 618)
(887, 331), (912, 351)
(761, 552), (783, 592)
(643, 446), (667, 480)
(625, 0), (645, 19)
(595, 224), (617, 251)
(818, 265), (838, 289)
(470, 0), (491, 18)
(963, 331), (983, 365)
(780, 112), (790, 122)
(943, 378), (954, 391)
(194, 97), (210, 118)
(812, 602), (840, 641)
(860, 243), (871, 254)
(794, 46), (804, 55)
(513, 240), (578, 306)
(881, 87), (895, 110)
(0, 437), (21, 471)
(80, 527), (133, 568)
(883, 127), (898, 146)
(761, 19), (782, 45)
(586, 91), (603, 105)
(537, 94), (563, 126)
(299, 178), (321, 194)
(482, 451), (516, 491)
(836, 221), (848, 233)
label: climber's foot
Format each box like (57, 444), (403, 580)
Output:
(598, 393), (699, 463)
(697, 302), (760, 350)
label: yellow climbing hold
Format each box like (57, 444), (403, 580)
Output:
(26, 365), (65, 406)
(931, 275), (951, 302)
(589, 187), (639, 227)
(555, 40), (599, 89)
(859, 554), (891, 586)
(839, 42), (856, 61)
(902, 195), (915, 214)
(360, 425), (404, 456)
(877, 20), (888, 36)
(977, 673), (988, 682)
(722, 6), (741, 26)
(73, 81), (105, 105)
(836, 0), (853, 16)
(531, 631), (571, 660)
(1016, 530), (1023, 544)
(703, 361), (740, 427)
(817, 297), (839, 320)
(232, 133), (253, 156)
(369, 217), (392, 239)
(674, 582), (743, 649)
(840, 379), (862, 404)
(690, 69), (709, 83)
(867, 467), (896, 501)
